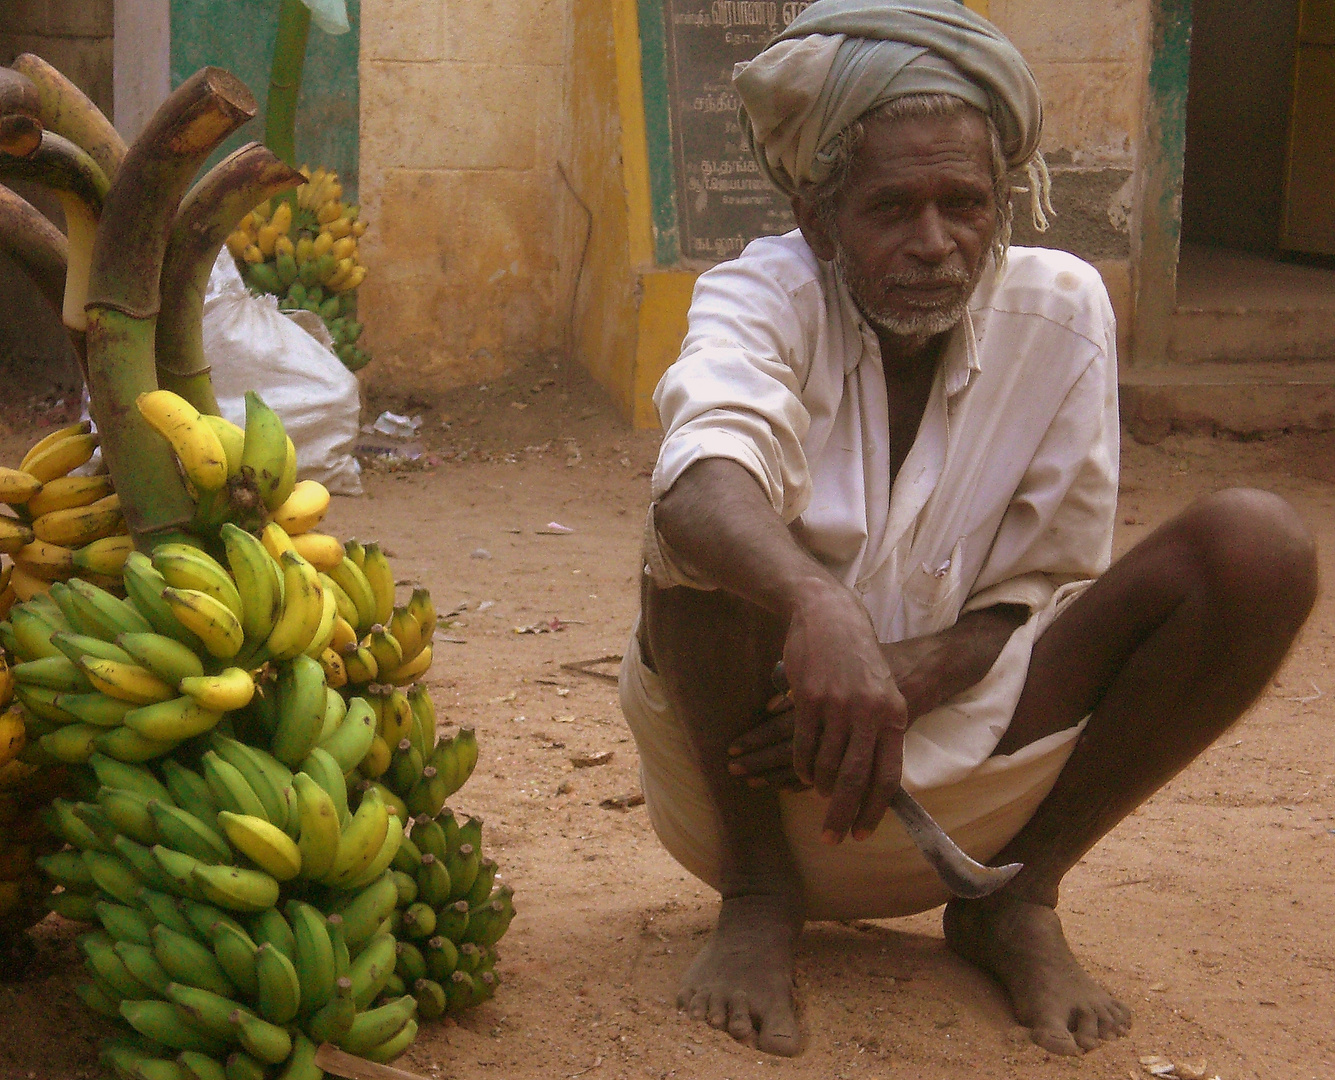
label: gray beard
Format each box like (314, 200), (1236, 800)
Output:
(834, 244), (982, 339)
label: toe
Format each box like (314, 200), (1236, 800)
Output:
(726, 993), (758, 1046)
(1029, 1023), (1081, 1056)
(1072, 1009), (1102, 1052)
(757, 1014), (802, 1057)
(686, 989), (711, 1022)
(707, 993), (731, 1032)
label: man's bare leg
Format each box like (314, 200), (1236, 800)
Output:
(945, 488), (1318, 1054)
(641, 580), (804, 1055)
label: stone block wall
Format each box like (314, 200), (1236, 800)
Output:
(356, 0), (570, 395)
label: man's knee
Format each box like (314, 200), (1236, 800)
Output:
(1173, 487), (1317, 631)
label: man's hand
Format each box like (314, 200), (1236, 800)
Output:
(728, 604), (1030, 841)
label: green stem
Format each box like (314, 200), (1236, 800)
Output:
(84, 66), (256, 549)
(10, 53), (126, 181)
(157, 142), (304, 413)
(265, 0), (312, 167)
(0, 183), (67, 315)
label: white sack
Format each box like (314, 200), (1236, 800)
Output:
(202, 253), (362, 495)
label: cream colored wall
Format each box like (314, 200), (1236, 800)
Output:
(356, 0), (569, 395)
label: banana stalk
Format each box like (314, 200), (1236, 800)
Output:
(0, 67), (41, 123)
(84, 66), (256, 547)
(265, 0), (313, 168)
(10, 53), (126, 180)
(0, 184), (69, 321)
(157, 143), (303, 413)
(0, 131), (109, 334)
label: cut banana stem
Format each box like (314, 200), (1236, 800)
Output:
(11, 53), (127, 179)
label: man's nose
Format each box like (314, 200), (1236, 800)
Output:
(905, 204), (955, 262)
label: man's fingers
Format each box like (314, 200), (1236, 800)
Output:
(819, 734), (876, 841)
(728, 710), (794, 757)
(810, 714), (851, 796)
(848, 732), (901, 841)
(790, 702), (822, 786)
(727, 741), (793, 777)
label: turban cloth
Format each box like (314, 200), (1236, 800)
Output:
(734, 0), (1052, 225)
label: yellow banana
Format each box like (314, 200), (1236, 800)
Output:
(290, 531), (344, 572)
(0, 516), (35, 556)
(72, 534), (136, 577)
(364, 626), (402, 674)
(161, 587), (244, 659)
(20, 420), (92, 472)
(360, 543), (396, 627)
(217, 812), (301, 881)
(324, 786), (390, 885)
(0, 708), (26, 769)
(330, 615), (357, 654)
(264, 551), (324, 660)
(136, 391), (228, 493)
(221, 523), (283, 646)
(32, 493), (123, 547)
(179, 667), (255, 712)
(328, 556), (377, 633)
(14, 539), (75, 581)
(152, 544), (244, 623)
(387, 607), (423, 663)
(274, 437), (299, 510)
(9, 562), (49, 600)
(383, 644), (432, 686)
(79, 657), (176, 704)
(270, 200), (292, 234)
(200, 414), (246, 478)
(319, 647), (348, 689)
(260, 521), (295, 561)
(333, 265), (366, 293)
(22, 431), (99, 483)
(0, 467), (42, 505)
(27, 474), (114, 518)
(270, 479), (330, 536)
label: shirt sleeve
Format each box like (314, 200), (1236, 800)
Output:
(961, 322), (1120, 617)
(645, 246), (822, 587)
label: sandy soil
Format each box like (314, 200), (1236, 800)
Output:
(0, 354), (1330, 1080)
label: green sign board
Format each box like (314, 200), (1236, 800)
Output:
(170, 0), (361, 200)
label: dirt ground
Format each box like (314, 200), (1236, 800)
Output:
(0, 354), (1331, 1080)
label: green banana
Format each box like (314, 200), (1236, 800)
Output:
(99, 1040), (155, 1080)
(180, 898), (247, 944)
(239, 392), (289, 510)
(15, 653), (94, 691)
(220, 524), (284, 647)
(124, 696), (224, 742)
(387, 740), (424, 795)
(217, 811), (301, 880)
(201, 751), (269, 822)
(148, 799), (233, 864)
(340, 806), (404, 891)
(119, 998), (230, 1055)
(83, 848), (145, 905)
(362, 1017), (418, 1064)
(444, 969), (474, 1012)
(49, 890), (101, 922)
(10, 606), (65, 660)
(416, 853), (451, 908)
(247, 906), (296, 961)
(338, 993), (418, 1054)
(192, 863), (281, 913)
(210, 920), (260, 998)
(406, 683), (437, 759)
(323, 785), (389, 886)
(327, 912), (350, 979)
(96, 900), (154, 946)
(327, 556), (377, 634)
(224, 1050), (267, 1080)
(179, 1050), (228, 1080)
(152, 923), (237, 997)
(455, 942), (483, 974)
(445, 842), (480, 902)
(73, 978), (123, 1020)
(331, 870), (400, 954)
(151, 843), (207, 900)
(359, 543), (396, 628)
(37, 849), (97, 891)
(286, 899), (336, 1016)
(209, 735), (290, 828)
(291, 771), (340, 881)
(435, 899), (470, 944)
(64, 578), (154, 639)
(140, 888), (201, 940)
(318, 686), (347, 743)
(82, 930), (154, 999)
(253, 940), (300, 1024)
(276, 1033), (321, 1080)
(411, 815), (448, 861)
(392, 869), (418, 906)
(153, 544), (245, 624)
(130, 1056), (188, 1080)
(164, 981), (247, 1041)
(466, 857), (499, 908)
(111, 834), (173, 891)
(122, 552), (203, 650)
(159, 759), (219, 820)
(413, 977), (447, 1021)
(271, 654), (325, 766)
(39, 721), (100, 763)
(347, 931), (397, 1008)
(423, 935), (458, 982)
(116, 631), (206, 686)
(304, 975), (355, 1044)
(16, 682), (81, 724)
(114, 939), (173, 996)
(94, 723), (180, 763)
(394, 940), (427, 984)
(231, 1008), (292, 1065)
(56, 691), (140, 728)
(317, 695), (377, 774)
(400, 901), (436, 941)
(48, 632), (132, 670)
(299, 745), (350, 826)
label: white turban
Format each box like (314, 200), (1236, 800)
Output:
(734, 0), (1050, 223)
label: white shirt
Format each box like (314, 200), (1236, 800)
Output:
(643, 233), (1119, 782)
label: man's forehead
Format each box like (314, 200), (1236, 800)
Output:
(850, 110), (994, 184)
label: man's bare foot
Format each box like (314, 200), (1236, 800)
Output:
(677, 893), (804, 1055)
(943, 895), (1132, 1055)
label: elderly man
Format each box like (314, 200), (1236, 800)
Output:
(618, 0), (1318, 1060)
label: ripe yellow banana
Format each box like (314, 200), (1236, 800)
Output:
(79, 657), (176, 705)
(260, 521), (295, 561)
(72, 534), (136, 577)
(161, 587), (244, 659)
(32, 492), (123, 546)
(383, 644), (432, 686)
(14, 539), (75, 581)
(22, 431), (98, 483)
(179, 667), (255, 711)
(0, 516), (35, 556)
(0, 467), (42, 506)
(270, 479), (330, 536)
(153, 544), (244, 623)
(290, 531), (344, 572)
(330, 615), (357, 654)
(217, 811), (301, 881)
(136, 391), (228, 493)
(9, 562), (49, 601)
(20, 420), (92, 472)
(319, 647), (348, 689)
(27, 473), (114, 518)
(360, 543), (396, 627)
(264, 551), (324, 660)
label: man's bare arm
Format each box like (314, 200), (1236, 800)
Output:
(653, 457), (908, 842)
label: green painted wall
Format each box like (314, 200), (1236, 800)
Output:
(169, 0), (360, 200)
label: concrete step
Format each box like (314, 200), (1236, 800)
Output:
(1119, 361), (1335, 441)
(1169, 307), (1335, 364)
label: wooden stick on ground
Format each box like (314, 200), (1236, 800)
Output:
(313, 1043), (431, 1080)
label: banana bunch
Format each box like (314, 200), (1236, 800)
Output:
(384, 808), (513, 1018)
(223, 168), (370, 373)
(0, 420), (136, 607)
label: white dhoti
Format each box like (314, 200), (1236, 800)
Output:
(619, 582), (1089, 922)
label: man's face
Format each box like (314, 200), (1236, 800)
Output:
(802, 109), (998, 340)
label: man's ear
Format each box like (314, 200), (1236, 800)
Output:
(792, 194), (836, 262)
